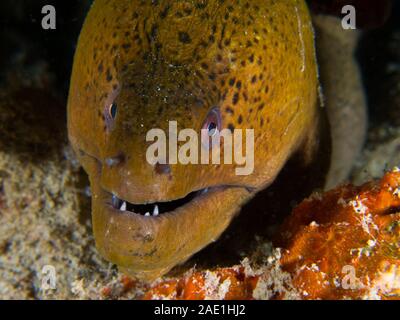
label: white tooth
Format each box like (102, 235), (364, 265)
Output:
(153, 205), (159, 216)
(145, 212), (150, 216)
(120, 201), (127, 211)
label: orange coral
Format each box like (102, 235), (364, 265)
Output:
(276, 169), (400, 299)
(141, 170), (400, 300)
(143, 266), (259, 300)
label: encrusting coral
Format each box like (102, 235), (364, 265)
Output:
(140, 169), (400, 300)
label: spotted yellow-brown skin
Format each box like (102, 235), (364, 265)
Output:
(68, 0), (323, 280)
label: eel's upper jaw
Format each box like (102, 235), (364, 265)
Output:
(90, 177), (253, 280)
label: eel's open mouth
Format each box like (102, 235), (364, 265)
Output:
(91, 175), (253, 279)
(110, 188), (211, 216)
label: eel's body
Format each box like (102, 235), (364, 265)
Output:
(68, 0), (329, 280)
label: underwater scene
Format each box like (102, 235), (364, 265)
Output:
(0, 0), (399, 300)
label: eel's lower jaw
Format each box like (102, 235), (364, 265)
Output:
(90, 181), (253, 280)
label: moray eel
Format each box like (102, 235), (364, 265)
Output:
(68, 0), (325, 280)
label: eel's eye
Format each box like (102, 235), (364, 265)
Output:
(103, 85), (120, 130)
(201, 107), (221, 149)
(109, 103), (117, 119)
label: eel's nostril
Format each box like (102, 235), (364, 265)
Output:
(105, 153), (125, 167)
(155, 163), (171, 175)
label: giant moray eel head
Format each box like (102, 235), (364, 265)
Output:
(67, 0), (320, 280)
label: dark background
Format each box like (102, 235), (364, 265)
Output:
(0, 0), (91, 96)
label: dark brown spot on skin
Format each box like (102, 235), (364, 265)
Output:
(184, 7), (192, 15)
(232, 92), (239, 105)
(201, 62), (209, 70)
(225, 107), (234, 114)
(106, 69), (113, 82)
(236, 81), (242, 90)
(98, 62), (104, 73)
(222, 91), (227, 100)
(238, 115), (243, 124)
(228, 123), (235, 133)
(160, 5), (170, 19)
(178, 32), (191, 44)
(229, 78), (235, 86)
(249, 54), (255, 63)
